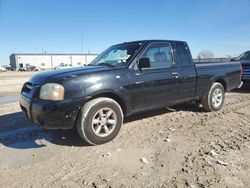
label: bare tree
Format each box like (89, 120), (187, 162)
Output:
(197, 50), (215, 59)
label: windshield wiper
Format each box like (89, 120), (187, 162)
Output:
(96, 62), (115, 67)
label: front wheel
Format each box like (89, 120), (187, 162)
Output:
(201, 82), (225, 112)
(76, 97), (123, 145)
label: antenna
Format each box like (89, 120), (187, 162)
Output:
(81, 30), (84, 65)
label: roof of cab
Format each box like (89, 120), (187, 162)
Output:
(113, 40), (186, 46)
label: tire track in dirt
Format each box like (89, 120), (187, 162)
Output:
(167, 94), (250, 188)
(116, 93), (250, 187)
(1, 93), (250, 188)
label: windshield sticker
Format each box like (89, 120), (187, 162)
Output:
(116, 54), (130, 60)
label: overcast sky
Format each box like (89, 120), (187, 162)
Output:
(0, 0), (250, 65)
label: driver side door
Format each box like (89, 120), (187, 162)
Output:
(126, 42), (179, 113)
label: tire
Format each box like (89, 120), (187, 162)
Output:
(201, 82), (225, 112)
(76, 97), (123, 145)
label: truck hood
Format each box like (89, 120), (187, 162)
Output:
(29, 66), (113, 85)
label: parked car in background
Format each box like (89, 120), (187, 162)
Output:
(55, 64), (73, 70)
(18, 67), (27, 71)
(17, 66), (43, 72)
(29, 66), (42, 71)
(232, 51), (250, 82)
(20, 40), (242, 145)
(0, 66), (7, 72)
(4, 66), (14, 71)
(33, 66), (42, 71)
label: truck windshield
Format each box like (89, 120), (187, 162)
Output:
(235, 51), (250, 61)
(89, 42), (143, 67)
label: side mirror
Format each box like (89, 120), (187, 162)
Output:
(138, 57), (150, 70)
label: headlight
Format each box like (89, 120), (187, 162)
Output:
(39, 83), (64, 101)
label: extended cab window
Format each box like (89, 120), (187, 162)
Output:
(176, 43), (191, 66)
(142, 43), (173, 68)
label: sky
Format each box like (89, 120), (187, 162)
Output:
(0, 0), (250, 65)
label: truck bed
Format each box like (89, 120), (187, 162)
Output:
(195, 61), (241, 98)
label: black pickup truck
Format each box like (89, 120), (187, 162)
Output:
(20, 40), (242, 145)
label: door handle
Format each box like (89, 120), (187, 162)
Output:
(171, 72), (179, 78)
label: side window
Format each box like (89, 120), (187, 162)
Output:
(247, 52), (250, 60)
(176, 43), (191, 66)
(142, 43), (173, 68)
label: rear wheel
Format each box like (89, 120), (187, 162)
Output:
(77, 97), (123, 145)
(201, 82), (225, 112)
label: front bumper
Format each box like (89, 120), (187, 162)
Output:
(237, 81), (244, 88)
(19, 94), (85, 129)
(242, 76), (250, 82)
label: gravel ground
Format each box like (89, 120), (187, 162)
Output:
(0, 71), (35, 97)
(0, 71), (250, 188)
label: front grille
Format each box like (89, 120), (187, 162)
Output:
(26, 83), (33, 90)
(22, 82), (33, 93)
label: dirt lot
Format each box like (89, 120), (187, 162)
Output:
(0, 71), (250, 188)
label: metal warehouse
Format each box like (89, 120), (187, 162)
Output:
(9, 53), (98, 70)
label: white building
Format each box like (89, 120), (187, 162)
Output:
(9, 53), (98, 70)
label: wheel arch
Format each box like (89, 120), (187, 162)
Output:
(201, 78), (226, 112)
(213, 78), (228, 91)
(199, 77), (228, 101)
(90, 92), (128, 116)
(73, 89), (131, 129)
